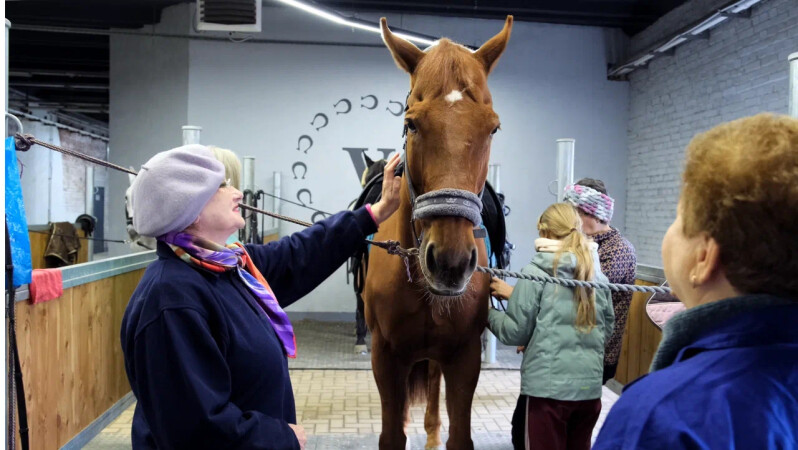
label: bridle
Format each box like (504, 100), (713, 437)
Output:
(400, 92), (488, 249)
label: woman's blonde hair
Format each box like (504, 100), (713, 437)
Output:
(538, 203), (596, 333)
(208, 146), (242, 190)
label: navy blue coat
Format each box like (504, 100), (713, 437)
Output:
(593, 298), (798, 449)
(121, 208), (377, 449)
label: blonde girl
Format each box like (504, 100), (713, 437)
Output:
(488, 202), (614, 450)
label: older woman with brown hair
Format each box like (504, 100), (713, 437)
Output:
(592, 113), (798, 449)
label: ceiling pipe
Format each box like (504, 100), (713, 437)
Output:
(9, 108), (109, 141)
(12, 23), (393, 49)
(9, 69), (109, 79)
(9, 81), (108, 90)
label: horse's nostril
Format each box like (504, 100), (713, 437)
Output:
(426, 243), (437, 274)
(469, 249), (478, 272)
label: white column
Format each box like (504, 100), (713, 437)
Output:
(181, 125), (202, 145)
(556, 139), (575, 202)
(85, 167), (95, 258)
(483, 164), (502, 365)
(789, 53), (798, 118)
(272, 171), (282, 230)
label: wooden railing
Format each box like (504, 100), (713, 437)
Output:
(13, 252), (155, 449)
(615, 269), (666, 385)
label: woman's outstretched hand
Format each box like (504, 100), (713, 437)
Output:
(370, 153), (402, 225)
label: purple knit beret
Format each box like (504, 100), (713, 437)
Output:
(563, 184), (615, 223)
(130, 145), (225, 238)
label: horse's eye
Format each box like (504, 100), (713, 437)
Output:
(491, 125), (501, 136)
(406, 119), (418, 133)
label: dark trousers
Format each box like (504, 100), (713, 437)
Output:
(511, 395), (527, 450)
(512, 395), (601, 450)
(602, 363), (618, 384)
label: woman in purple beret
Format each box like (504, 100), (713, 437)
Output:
(121, 145), (401, 449)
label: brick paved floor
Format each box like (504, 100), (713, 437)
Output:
(85, 369), (618, 449)
(84, 321), (619, 449)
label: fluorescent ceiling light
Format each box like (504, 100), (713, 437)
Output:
(631, 54), (655, 66)
(691, 15), (726, 35)
(656, 36), (687, 53)
(729, 0), (762, 13)
(274, 0), (437, 46)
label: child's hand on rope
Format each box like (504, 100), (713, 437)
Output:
(490, 277), (513, 300)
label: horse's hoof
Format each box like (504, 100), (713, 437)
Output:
(354, 344), (368, 354)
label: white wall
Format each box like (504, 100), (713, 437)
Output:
(625, 0), (798, 266)
(110, 4), (630, 313)
(108, 5), (192, 256)
(17, 118), (67, 224)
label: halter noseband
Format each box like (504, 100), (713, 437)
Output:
(401, 94), (487, 248)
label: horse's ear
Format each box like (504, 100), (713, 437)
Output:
(474, 15), (513, 74)
(364, 153), (375, 167)
(380, 17), (425, 74)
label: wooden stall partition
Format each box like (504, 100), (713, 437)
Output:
(14, 268), (145, 450)
(28, 227), (89, 269)
(614, 280), (662, 385)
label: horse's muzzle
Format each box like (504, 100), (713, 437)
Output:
(421, 241), (478, 296)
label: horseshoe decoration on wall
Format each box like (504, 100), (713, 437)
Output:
(310, 113), (329, 131)
(291, 162), (307, 179)
(386, 100), (404, 117)
(296, 135), (313, 153)
(287, 93), (406, 223)
(311, 211), (329, 223)
(296, 189), (313, 207)
(360, 95), (378, 110)
(333, 98), (352, 115)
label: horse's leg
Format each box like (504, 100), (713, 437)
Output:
(354, 292), (368, 353)
(372, 330), (411, 450)
(440, 336), (482, 450)
(424, 360), (443, 449)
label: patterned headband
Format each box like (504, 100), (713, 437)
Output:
(563, 184), (614, 223)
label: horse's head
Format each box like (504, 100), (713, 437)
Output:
(381, 16), (512, 296)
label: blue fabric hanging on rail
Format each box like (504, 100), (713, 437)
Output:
(5, 137), (32, 288)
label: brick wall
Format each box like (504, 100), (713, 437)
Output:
(625, 0), (797, 265)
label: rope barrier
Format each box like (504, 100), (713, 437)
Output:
(476, 266), (671, 294)
(14, 134), (136, 175)
(28, 230), (129, 244)
(13, 133), (671, 294)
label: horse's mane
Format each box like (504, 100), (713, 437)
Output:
(416, 39), (483, 99)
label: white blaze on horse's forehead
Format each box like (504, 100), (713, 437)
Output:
(445, 90), (464, 104)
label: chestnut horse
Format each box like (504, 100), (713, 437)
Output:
(364, 17), (513, 450)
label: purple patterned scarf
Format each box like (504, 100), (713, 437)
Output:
(160, 231), (297, 358)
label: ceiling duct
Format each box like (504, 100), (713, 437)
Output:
(196, 0), (262, 32)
